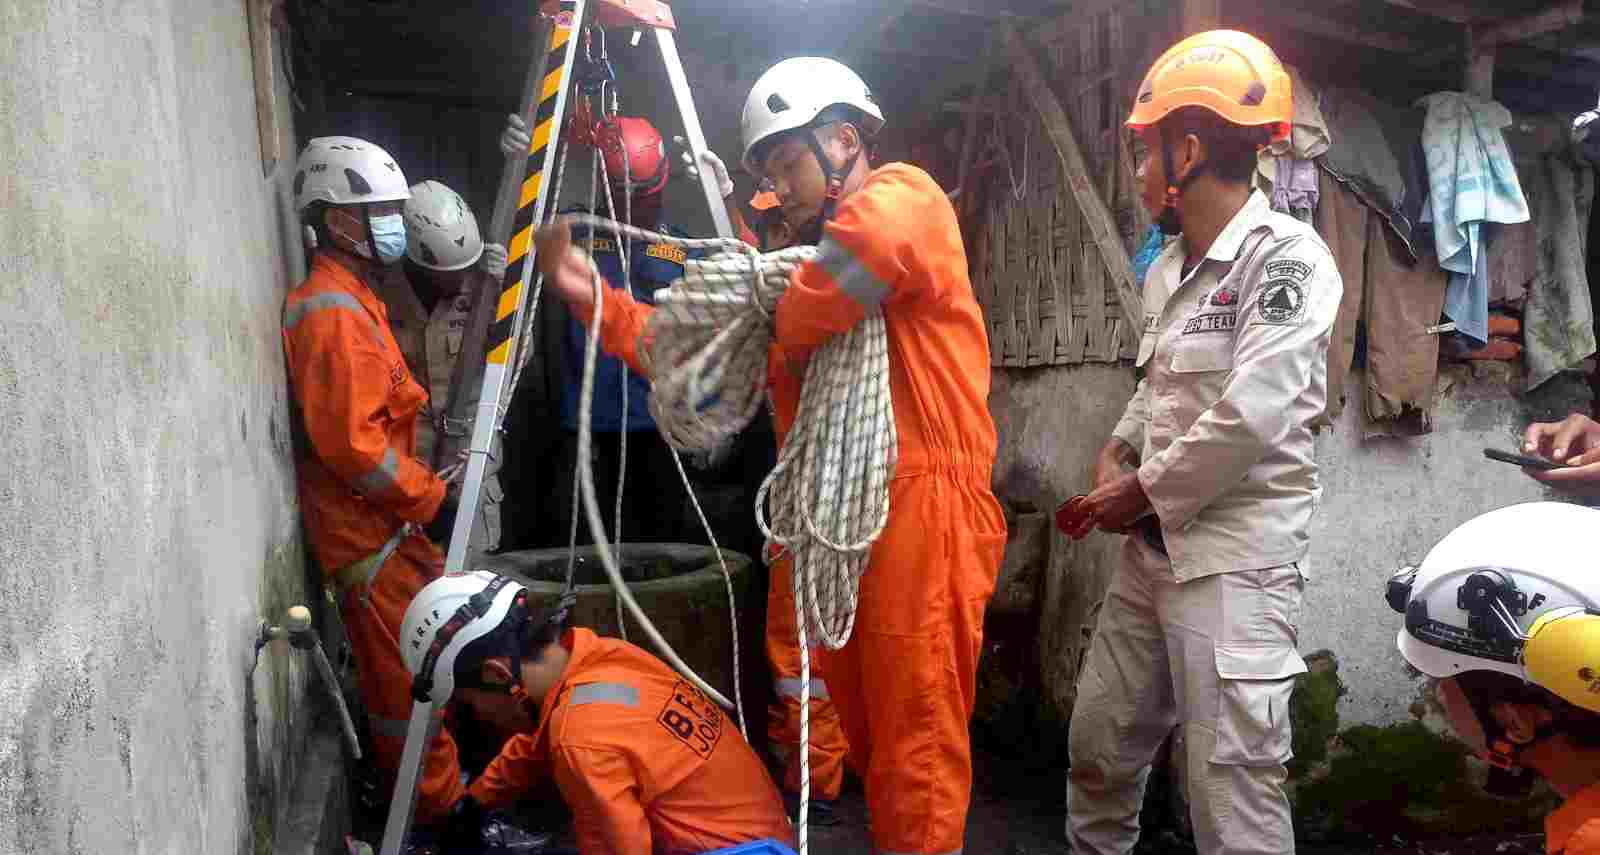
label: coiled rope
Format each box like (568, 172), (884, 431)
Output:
(560, 213), (897, 854)
(495, 138), (745, 732)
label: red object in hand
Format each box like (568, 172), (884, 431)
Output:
(1055, 495), (1092, 538)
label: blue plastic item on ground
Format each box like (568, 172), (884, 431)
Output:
(702, 840), (799, 855)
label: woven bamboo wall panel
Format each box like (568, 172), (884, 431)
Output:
(974, 10), (1144, 367)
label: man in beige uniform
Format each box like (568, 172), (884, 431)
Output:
(1062, 31), (1341, 855)
(377, 179), (507, 556)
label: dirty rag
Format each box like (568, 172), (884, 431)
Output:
(1319, 87), (1420, 256)
(1520, 150), (1596, 390)
(1418, 92), (1531, 344)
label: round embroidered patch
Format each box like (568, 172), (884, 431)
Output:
(1257, 280), (1305, 324)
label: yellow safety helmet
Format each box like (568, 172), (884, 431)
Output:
(1126, 30), (1293, 144)
(1526, 608), (1600, 713)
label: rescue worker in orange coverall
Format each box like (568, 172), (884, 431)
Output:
(534, 55), (1007, 855)
(404, 571), (793, 853)
(280, 136), (468, 825)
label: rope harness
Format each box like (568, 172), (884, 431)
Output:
(559, 213), (897, 854)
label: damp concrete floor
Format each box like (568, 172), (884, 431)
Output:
(350, 745), (1547, 854)
(790, 747), (1546, 855)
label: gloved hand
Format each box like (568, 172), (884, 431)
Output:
(676, 137), (734, 198)
(424, 491), (461, 545)
(480, 242), (508, 280)
(501, 114), (532, 158)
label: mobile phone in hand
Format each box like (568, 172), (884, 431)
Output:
(1483, 448), (1563, 471)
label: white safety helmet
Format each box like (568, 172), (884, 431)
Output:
(1388, 502), (1600, 794)
(404, 180), (485, 271)
(740, 57), (885, 173)
(400, 571), (528, 703)
(1390, 502), (1600, 687)
(293, 136), (411, 213)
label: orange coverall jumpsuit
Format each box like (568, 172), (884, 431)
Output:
(1547, 780), (1600, 854)
(578, 162), (1006, 854)
(281, 252), (464, 822)
(744, 213), (852, 805)
(466, 628), (793, 853)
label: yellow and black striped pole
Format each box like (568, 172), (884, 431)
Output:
(379, 6), (587, 853)
(441, 0), (587, 576)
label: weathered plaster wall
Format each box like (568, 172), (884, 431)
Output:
(1304, 365), (1592, 726)
(0, 2), (318, 852)
(990, 364), (1137, 715)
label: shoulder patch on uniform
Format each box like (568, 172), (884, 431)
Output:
(1264, 259), (1312, 283)
(1255, 279), (1307, 325)
(645, 242), (687, 264)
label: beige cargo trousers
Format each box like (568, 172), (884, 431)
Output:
(1066, 536), (1307, 855)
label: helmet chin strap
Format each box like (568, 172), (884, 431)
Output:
(794, 126), (862, 246)
(1156, 124), (1205, 237)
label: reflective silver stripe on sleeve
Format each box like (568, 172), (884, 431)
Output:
(568, 682), (640, 708)
(284, 291), (364, 330)
(355, 447), (401, 496)
(284, 290), (387, 350)
(775, 677), (830, 701)
(816, 235), (889, 310)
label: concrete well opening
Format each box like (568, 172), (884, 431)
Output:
(477, 543), (755, 702)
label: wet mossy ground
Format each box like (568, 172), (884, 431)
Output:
(1292, 720), (1557, 842)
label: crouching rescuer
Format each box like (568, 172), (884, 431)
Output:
(403, 571), (794, 853)
(1388, 502), (1600, 854)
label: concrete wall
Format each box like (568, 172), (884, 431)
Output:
(0, 2), (319, 852)
(1304, 365), (1593, 726)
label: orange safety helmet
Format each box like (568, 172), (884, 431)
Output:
(1126, 30), (1292, 144)
(596, 116), (669, 196)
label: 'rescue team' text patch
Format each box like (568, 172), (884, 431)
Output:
(1182, 312), (1238, 335)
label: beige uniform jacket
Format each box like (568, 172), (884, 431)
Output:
(1111, 191), (1341, 582)
(376, 270), (502, 553)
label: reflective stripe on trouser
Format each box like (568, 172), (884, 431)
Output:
(766, 562), (849, 800)
(818, 473), (1006, 855)
(342, 540), (465, 824)
(1067, 537), (1307, 855)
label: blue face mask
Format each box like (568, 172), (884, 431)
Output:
(368, 213), (407, 264)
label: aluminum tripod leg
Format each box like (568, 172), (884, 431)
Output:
(654, 28), (733, 239)
(378, 700), (444, 855)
